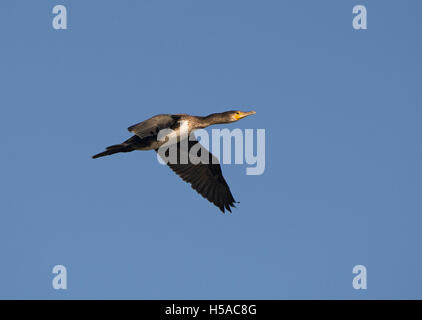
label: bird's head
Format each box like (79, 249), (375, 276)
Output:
(202, 110), (256, 127)
(226, 110), (256, 122)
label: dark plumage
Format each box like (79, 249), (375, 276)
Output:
(92, 110), (256, 213)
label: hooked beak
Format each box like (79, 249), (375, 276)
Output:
(234, 110), (256, 120)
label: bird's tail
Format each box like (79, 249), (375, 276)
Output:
(92, 143), (134, 159)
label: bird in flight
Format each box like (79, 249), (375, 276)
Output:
(92, 110), (256, 213)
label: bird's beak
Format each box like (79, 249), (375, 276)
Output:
(235, 111), (256, 120)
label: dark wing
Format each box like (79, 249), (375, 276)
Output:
(128, 114), (179, 139)
(157, 139), (236, 213)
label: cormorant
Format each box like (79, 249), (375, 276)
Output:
(92, 110), (256, 213)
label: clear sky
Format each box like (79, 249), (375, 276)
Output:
(1, 0), (421, 299)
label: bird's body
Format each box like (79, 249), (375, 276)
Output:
(92, 110), (256, 213)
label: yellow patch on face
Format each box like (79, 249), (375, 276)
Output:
(234, 111), (256, 120)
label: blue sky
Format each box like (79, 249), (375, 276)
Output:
(1, 0), (421, 299)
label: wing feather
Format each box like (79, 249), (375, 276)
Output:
(128, 114), (179, 139)
(157, 139), (236, 213)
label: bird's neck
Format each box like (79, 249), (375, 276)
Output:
(198, 113), (227, 128)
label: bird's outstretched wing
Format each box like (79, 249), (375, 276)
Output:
(128, 114), (179, 139)
(157, 139), (236, 213)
